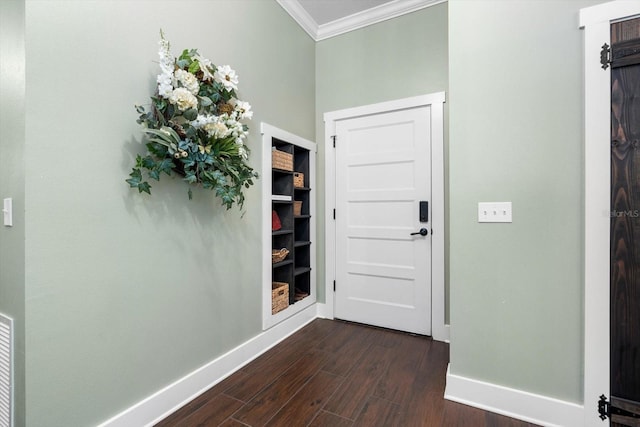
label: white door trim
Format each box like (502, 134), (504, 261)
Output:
(323, 92), (447, 342)
(581, 2), (640, 425)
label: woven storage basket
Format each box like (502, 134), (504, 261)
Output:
(293, 201), (302, 216)
(293, 172), (304, 188)
(272, 248), (289, 263)
(272, 149), (293, 171)
(272, 282), (289, 314)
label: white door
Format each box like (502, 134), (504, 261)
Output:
(334, 106), (432, 335)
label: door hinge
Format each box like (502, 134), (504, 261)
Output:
(333, 209), (336, 220)
(333, 280), (336, 291)
(331, 135), (336, 147)
(598, 394), (640, 421)
(601, 43), (611, 70)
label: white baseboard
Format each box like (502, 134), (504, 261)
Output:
(435, 323), (450, 343)
(315, 302), (332, 319)
(444, 365), (584, 427)
(97, 305), (318, 427)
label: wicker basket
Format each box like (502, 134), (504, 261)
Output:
(293, 201), (302, 216)
(272, 149), (293, 171)
(272, 248), (289, 263)
(272, 282), (289, 314)
(293, 172), (304, 188)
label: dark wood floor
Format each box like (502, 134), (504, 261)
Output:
(155, 319), (539, 427)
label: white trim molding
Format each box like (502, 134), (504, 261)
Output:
(580, 2), (640, 426)
(97, 305), (318, 427)
(276, 0), (446, 41)
(445, 365), (584, 427)
(323, 92), (448, 342)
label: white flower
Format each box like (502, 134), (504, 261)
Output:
(158, 37), (173, 72)
(193, 54), (214, 81)
(214, 65), (239, 91)
(157, 37), (175, 97)
(230, 99), (253, 120)
(174, 69), (200, 95)
(191, 114), (232, 138)
(205, 122), (230, 139)
(169, 87), (198, 111)
(191, 114), (213, 129)
(238, 145), (248, 160)
(157, 73), (174, 97)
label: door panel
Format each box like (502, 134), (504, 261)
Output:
(611, 17), (640, 427)
(335, 106), (431, 335)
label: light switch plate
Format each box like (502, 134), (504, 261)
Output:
(478, 202), (512, 223)
(3, 198), (12, 227)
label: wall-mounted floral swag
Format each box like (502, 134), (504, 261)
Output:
(127, 31), (258, 210)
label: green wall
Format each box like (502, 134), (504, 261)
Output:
(448, 0), (602, 403)
(0, 0), (26, 426)
(23, 1), (314, 425)
(315, 3), (449, 304)
(4, 0), (617, 424)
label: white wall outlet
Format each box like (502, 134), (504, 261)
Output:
(478, 202), (512, 223)
(3, 198), (12, 227)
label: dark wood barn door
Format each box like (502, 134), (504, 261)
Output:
(610, 17), (640, 427)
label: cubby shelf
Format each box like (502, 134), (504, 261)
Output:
(262, 123), (317, 330)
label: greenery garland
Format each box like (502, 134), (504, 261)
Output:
(127, 32), (258, 210)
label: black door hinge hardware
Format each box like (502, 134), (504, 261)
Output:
(333, 209), (336, 220)
(600, 41), (640, 69)
(601, 43), (611, 70)
(598, 394), (640, 421)
(331, 135), (336, 147)
(333, 280), (336, 291)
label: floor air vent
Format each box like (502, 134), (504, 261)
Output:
(0, 314), (12, 427)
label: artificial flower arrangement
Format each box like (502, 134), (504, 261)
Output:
(127, 32), (258, 210)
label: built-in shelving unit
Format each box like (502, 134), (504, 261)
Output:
(262, 123), (316, 330)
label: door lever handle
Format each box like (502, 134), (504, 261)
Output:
(410, 228), (429, 236)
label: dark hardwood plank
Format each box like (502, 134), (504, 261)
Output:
(154, 384), (224, 427)
(323, 344), (393, 419)
(308, 410), (353, 427)
(264, 371), (343, 426)
(395, 341), (449, 426)
(226, 333), (322, 402)
(316, 321), (377, 376)
(176, 393), (244, 427)
(485, 411), (540, 427)
(353, 395), (402, 427)
(218, 418), (250, 427)
(395, 390), (444, 427)
(231, 349), (329, 426)
(373, 333), (431, 404)
(441, 400), (486, 427)
(157, 319), (543, 427)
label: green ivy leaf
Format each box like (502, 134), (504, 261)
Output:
(126, 168), (142, 187)
(198, 96), (212, 107)
(141, 156), (155, 170)
(137, 181), (151, 195)
(184, 172), (197, 184)
(157, 158), (174, 175)
(183, 108), (197, 121)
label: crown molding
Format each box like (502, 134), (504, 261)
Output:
(276, 0), (318, 40)
(277, 0), (447, 42)
(317, 0), (446, 41)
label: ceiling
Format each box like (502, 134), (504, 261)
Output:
(276, 0), (444, 41)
